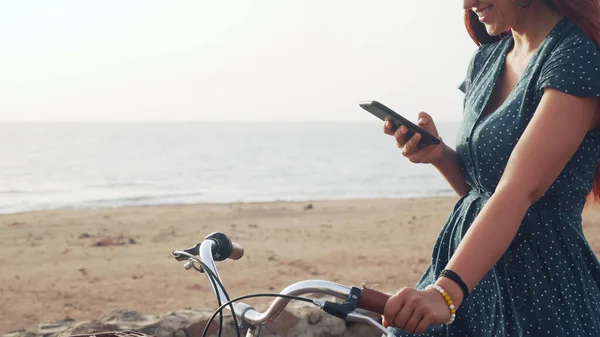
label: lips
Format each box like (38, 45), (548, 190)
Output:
(474, 4), (494, 22)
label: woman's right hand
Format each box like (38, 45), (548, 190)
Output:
(383, 111), (444, 165)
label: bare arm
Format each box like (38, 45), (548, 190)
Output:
(437, 89), (600, 308)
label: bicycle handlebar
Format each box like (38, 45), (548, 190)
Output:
(229, 241), (244, 260)
(357, 285), (391, 315)
(172, 232), (244, 262)
(172, 232), (392, 336)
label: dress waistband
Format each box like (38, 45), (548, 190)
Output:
(467, 188), (585, 214)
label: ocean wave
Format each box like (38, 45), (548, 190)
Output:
(79, 191), (206, 205)
(0, 187), (67, 195)
(83, 181), (161, 188)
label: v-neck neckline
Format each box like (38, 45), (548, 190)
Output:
(478, 17), (568, 120)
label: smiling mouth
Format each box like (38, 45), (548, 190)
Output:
(474, 5), (494, 18)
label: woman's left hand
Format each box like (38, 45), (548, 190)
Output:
(382, 287), (451, 335)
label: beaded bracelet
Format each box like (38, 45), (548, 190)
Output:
(426, 284), (456, 325)
(439, 269), (469, 301)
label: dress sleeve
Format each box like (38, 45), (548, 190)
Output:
(537, 31), (600, 97)
(459, 44), (491, 94)
(458, 50), (477, 94)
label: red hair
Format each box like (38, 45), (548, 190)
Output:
(464, 1), (600, 205)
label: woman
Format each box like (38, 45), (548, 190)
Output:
(382, 0), (600, 336)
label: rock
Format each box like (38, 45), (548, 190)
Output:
(3, 331), (37, 337)
(303, 203), (313, 210)
(164, 309), (235, 337)
(14, 304), (385, 337)
(37, 319), (76, 336)
(100, 310), (161, 334)
(262, 309), (298, 336)
(94, 237), (120, 247)
(58, 322), (119, 336)
(154, 309), (214, 337)
(307, 310), (322, 325)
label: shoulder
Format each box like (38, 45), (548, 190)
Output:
(543, 18), (600, 64)
(537, 18), (600, 97)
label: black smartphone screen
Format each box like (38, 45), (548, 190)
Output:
(359, 100), (441, 146)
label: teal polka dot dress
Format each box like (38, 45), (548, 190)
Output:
(389, 17), (600, 336)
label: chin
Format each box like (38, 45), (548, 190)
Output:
(484, 24), (506, 37)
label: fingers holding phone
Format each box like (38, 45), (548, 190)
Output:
(397, 125), (421, 152)
(383, 118), (396, 136)
(385, 112), (444, 165)
(383, 120), (413, 150)
(414, 112), (436, 137)
(363, 101), (439, 145)
(360, 101), (443, 164)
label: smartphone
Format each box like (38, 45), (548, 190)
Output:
(359, 100), (441, 146)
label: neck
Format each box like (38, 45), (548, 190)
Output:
(510, 3), (563, 54)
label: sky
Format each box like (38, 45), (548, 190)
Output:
(0, 1), (478, 122)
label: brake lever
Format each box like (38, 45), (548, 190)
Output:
(172, 243), (201, 261)
(183, 260), (205, 273)
(346, 312), (393, 337)
(172, 249), (205, 273)
(317, 286), (392, 336)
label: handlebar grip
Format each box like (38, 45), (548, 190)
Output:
(357, 285), (390, 315)
(229, 241), (244, 260)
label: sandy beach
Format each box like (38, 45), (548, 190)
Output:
(3, 197), (600, 334)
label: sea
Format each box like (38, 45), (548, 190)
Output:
(0, 121), (461, 214)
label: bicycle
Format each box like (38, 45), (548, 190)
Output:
(69, 231), (393, 337)
(170, 232), (393, 337)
